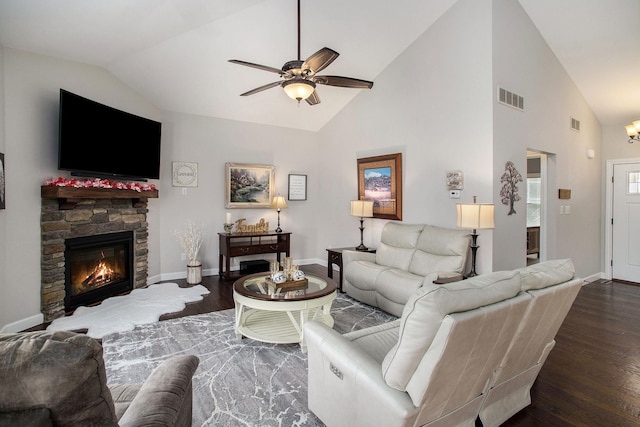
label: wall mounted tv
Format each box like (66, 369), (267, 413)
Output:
(58, 89), (162, 181)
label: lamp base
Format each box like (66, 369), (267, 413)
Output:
(355, 217), (369, 251)
(275, 210), (282, 233)
(466, 231), (479, 278)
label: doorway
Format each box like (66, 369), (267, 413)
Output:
(526, 151), (547, 265)
(607, 160), (640, 283)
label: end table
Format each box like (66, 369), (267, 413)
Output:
(326, 247), (376, 292)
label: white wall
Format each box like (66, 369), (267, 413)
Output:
(316, 0), (496, 273)
(154, 111), (320, 280)
(0, 44), (7, 326)
(0, 47), (322, 331)
(491, 0), (602, 275)
(0, 0), (608, 330)
(0, 48), (163, 331)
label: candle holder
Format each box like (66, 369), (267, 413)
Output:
(223, 223), (233, 234)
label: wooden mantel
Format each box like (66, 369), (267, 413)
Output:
(41, 186), (158, 209)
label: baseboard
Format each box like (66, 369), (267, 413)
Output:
(151, 258), (326, 284)
(583, 272), (605, 284)
(1, 313), (45, 333)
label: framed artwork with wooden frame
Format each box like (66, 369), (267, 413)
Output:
(357, 153), (402, 220)
(225, 162), (275, 208)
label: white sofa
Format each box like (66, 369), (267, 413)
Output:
(305, 259), (582, 427)
(342, 223), (471, 316)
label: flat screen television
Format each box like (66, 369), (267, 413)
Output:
(58, 89), (162, 181)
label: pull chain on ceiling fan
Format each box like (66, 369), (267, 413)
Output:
(229, 0), (374, 105)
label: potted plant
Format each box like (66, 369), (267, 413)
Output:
(175, 221), (204, 284)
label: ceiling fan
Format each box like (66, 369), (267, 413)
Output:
(228, 0), (374, 105)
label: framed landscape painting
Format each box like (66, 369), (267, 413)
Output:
(225, 162), (275, 208)
(357, 153), (402, 220)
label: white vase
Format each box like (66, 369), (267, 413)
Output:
(187, 262), (202, 284)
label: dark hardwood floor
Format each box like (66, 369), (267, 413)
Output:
(29, 265), (640, 425)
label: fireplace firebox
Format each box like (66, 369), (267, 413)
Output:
(64, 231), (134, 312)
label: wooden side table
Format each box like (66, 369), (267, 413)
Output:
(326, 247), (376, 292)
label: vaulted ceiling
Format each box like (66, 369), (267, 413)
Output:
(0, 0), (638, 132)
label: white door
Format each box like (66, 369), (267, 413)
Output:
(612, 162), (640, 282)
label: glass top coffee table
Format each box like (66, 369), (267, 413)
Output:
(233, 272), (337, 352)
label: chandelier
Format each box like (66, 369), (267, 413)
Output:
(624, 120), (640, 143)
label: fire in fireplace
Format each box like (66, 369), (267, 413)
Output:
(64, 231), (134, 312)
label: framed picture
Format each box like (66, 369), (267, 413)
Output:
(357, 153), (402, 220)
(225, 162), (275, 208)
(288, 174), (307, 201)
(446, 170), (464, 190)
(172, 161), (198, 187)
(0, 152), (4, 210)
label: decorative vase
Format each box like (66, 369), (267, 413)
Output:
(187, 262), (202, 284)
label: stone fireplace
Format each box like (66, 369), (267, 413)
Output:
(41, 186), (158, 322)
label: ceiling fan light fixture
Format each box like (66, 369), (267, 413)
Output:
(283, 79), (316, 101)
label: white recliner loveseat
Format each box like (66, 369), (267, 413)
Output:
(305, 259), (582, 427)
(342, 222), (471, 316)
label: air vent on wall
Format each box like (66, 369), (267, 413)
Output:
(571, 117), (581, 132)
(498, 87), (524, 111)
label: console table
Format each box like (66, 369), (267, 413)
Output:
(218, 231), (291, 281)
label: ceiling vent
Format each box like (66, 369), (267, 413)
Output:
(498, 87), (524, 111)
(570, 117), (581, 132)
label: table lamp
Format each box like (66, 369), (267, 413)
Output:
(272, 196), (288, 232)
(456, 196), (495, 277)
(350, 200), (374, 251)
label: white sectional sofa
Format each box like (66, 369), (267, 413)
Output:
(342, 222), (471, 316)
(305, 259), (582, 427)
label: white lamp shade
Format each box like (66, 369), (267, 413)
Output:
(350, 200), (374, 218)
(456, 203), (495, 229)
(626, 125), (638, 137)
(272, 196), (288, 210)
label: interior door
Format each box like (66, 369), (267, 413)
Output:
(612, 162), (640, 282)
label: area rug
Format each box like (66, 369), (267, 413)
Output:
(102, 293), (396, 426)
(47, 283), (210, 338)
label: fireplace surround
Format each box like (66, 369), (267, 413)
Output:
(41, 186), (158, 321)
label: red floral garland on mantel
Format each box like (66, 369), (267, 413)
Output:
(44, 177), (157, 192)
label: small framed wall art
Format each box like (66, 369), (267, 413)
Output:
(225, 162), (275, 208)
(357, 153), (402, 220)
(446, 170), (464, 190)
(288, 174), (307, 201)
(172, 161), (198, 187)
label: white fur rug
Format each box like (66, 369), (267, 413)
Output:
(47, 283), (210, 338)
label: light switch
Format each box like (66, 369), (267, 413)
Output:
(565, 205), (570, 214)
(182, 188), (188, 195)
(449, 190), (461, 198)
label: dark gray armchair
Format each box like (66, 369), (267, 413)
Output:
(0, 330), (199, 427)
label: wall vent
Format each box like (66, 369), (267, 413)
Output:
(498, 87), (524, 111)
(571, 117), (581, 132)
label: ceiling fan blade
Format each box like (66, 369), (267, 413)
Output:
(305, 90), (321, 106)
(229, 59), (284, 75)
(314, 75), (374, 89)
(302, 47), (339, 74)
(239, 81), (282, 97)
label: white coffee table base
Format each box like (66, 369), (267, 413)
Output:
(234, 291), (336, 352)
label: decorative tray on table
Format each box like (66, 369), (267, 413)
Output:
(265, 277), (309, 291)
